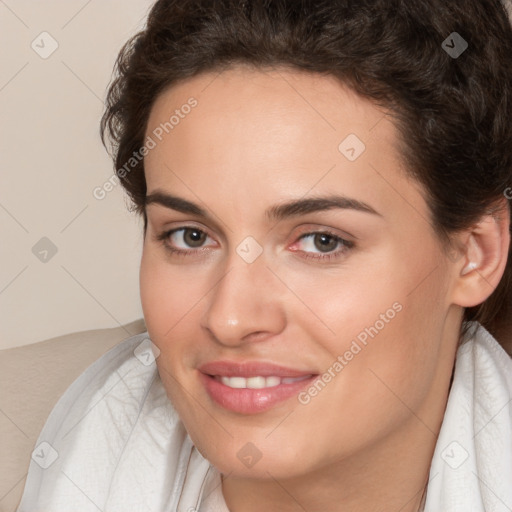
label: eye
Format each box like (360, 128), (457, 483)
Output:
(156, 226), (215, 256)
(291, 230), (354, 261)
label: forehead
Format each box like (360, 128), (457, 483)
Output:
(143, 66), (428, 224)
(146, 65), (388, 146)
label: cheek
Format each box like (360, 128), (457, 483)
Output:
(139, 249), (168, 335)
(139, 247), (215, 385)
(139, 248), (202, 338)
(288, 244), (447, 408)
(139, 251), (195, 405)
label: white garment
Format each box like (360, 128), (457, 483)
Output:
(15, 322), (512, 512)
(425, 323), (512, 511)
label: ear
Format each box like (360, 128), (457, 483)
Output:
(450, 197), (510, 308)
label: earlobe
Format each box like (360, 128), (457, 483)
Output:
(452, 199), (510, 308)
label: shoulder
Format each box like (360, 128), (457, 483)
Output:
(425, 322), (512, 509)
(460, 321), (512, 381)
(0, 320), (147, 512)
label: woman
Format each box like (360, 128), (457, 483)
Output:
(16, 0), (512, 511)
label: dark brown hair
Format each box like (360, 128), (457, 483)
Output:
(101, 0), (512, 346)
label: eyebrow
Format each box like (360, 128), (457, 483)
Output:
(145, 190), (382, 222)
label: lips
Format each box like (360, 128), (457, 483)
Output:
(198, 360), (319, 414)
(198, 360), (316, 378)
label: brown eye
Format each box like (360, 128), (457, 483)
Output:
(156, 226), (214, 255)
(182, 228), (207, 247)
(313, 233), (339, 253)
(292, 230), (354, 262)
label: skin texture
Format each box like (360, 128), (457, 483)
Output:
(139, 66), (510, 512)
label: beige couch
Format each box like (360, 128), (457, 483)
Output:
(0, 319), (147, 512)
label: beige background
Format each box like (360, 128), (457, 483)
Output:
(1, 1), (154, 349)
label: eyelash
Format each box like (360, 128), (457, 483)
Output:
(155, 226), (354, 262)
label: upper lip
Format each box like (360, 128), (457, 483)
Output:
(198, 360), (318, 378)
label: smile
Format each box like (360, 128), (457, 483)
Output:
(200, 373), (318, 414)
(214, 374), (313, 389)
(198, 361), (319, 414)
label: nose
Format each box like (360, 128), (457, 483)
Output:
(201, 253), (287, 347)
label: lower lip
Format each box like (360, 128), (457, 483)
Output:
(199, 373), (318, 414)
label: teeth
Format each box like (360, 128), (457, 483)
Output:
(218, 375), (310, 389)
(264, 376), (281, 387)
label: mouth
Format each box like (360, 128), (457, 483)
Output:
(198, 361), (319, 414)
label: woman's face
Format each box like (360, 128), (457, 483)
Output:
(140, 66), (460, 479)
